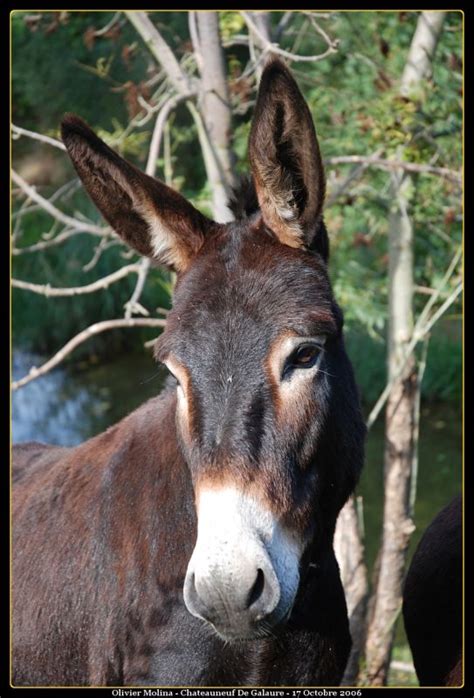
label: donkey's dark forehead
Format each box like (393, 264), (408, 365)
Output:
(179, 224), (330, 300)
(161, 222), (337, 353)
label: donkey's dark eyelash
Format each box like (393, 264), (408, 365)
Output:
(140, 369), (166, 385)
(164, 364), (179, 382)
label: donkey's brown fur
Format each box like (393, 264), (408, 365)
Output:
(13, 59), (365, 686)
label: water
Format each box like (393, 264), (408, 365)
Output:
(12, 349), (167, 446)
(359, 400), (462, 574)
(12, 348), (462, 683)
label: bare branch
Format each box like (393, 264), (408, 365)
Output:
(365, 292), (459, 431)
(12, 317), (167, 391)
(222, 36), (250, 49)
(11, 170), (107, 235)
(188, 11), (204, 73)
(126, 12), (193, 96)
(325, 149), (385, 207)
(145, 93), (191, 176)
(274, 12), (294, 42)
(366, 251), (462, 432)
(13, 227), (108, 256)
(186, 101), (234, 221)
(82, 236), (121, 272)
(124, 258), (151, 319)
(93, 12), (122, 37)
(163, 120), (173, 186)
(113, 88), (168, 135)
(289, 14), (311, 58)
(417, 281), (462, 337)
(12, 179), (82, 221)
(155, 307), (170, 317)
(12, 124), (66, 151)
(144, 335), (161, 349)
(305, 13), (338, 49)
(12, 264), (140, 298)
(411, 246), (462, 334)
(414, 284), (451, 297)
(326, 155), (461, 184)
(12, 194), (33, 244)
(241, 11), (338, 62)
(246, 11), (272, 47)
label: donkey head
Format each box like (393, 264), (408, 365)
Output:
(62, 59), (365, 642)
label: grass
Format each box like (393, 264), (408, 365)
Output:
(388, 645), (418, 687)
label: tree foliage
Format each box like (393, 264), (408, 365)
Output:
(12, 10), (462, 400)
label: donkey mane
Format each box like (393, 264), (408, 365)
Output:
(228, 175), (260, 219)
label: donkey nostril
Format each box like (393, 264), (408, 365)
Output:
(247, 568), (265, 609)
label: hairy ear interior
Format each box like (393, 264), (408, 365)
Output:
(249, 59), (326, 252)
(61, 114), (214, 272)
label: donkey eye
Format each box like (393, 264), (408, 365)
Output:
(293, 344), (321, 367)
(282, 343), (322, 379)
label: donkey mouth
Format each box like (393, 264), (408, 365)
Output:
(205, 604), (293, 643)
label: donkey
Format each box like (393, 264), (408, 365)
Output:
(13, 59), (366, 686)
(403, 495), (462, 686)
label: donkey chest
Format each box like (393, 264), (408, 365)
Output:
(114, 554), (350, 686)
(118, 607), (348, 687)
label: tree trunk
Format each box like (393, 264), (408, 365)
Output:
(334, 496), (369, 685)
(127, 11), (235, 222)
(400, 12), (447, 97)
(364, 168), (417, 685)
(245, 11), (272, 80)
(364, 12), (446, 686)
(194, 12), (236, 221)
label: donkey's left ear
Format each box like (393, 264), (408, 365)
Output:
(61, 114), (215, 273)
(249, 59), (326, 254)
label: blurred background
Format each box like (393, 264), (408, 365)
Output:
(11, 11), (462, 686)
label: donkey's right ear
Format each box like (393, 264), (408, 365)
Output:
(61, 114), (215, 272)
